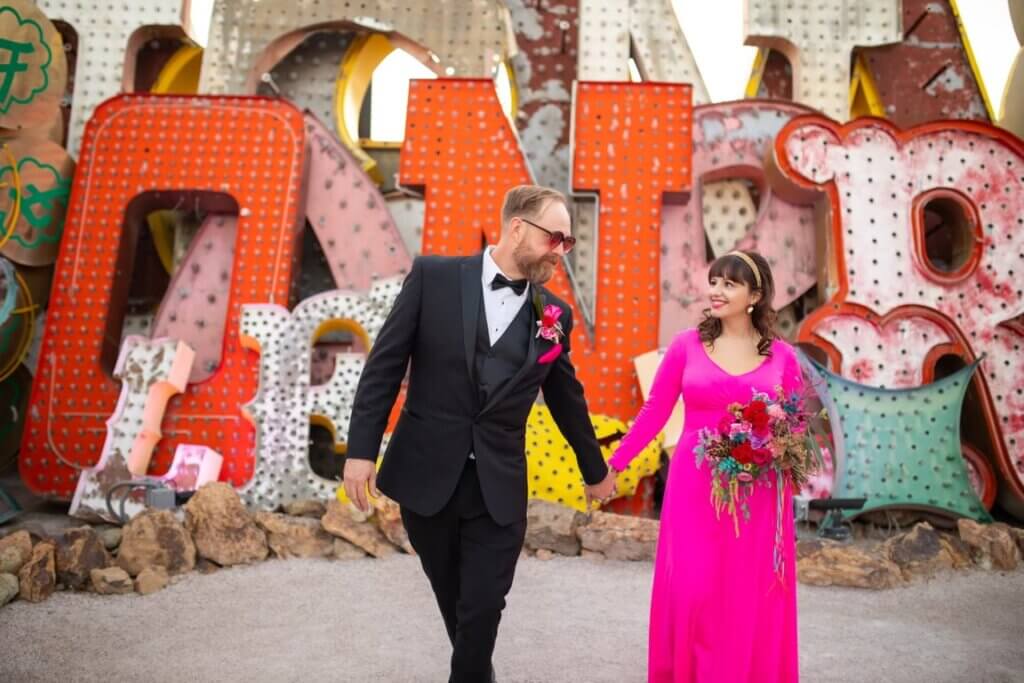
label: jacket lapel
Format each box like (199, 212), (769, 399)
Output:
(480, 286), (541, 414)
(460, 254), (484, 382)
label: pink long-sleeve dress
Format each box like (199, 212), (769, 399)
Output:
(609, 329), (804, 683)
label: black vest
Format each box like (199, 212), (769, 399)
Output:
(474, 294), (532, 407)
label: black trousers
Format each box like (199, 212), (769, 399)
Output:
(400, 459), (527, 683)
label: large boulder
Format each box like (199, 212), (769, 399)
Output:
(957, 520), (1021, 571)
(55, 527), (112, 590)
(372, 497), (413, 555)
(526, 500), (583, 556)
(254, 512), (335, 559)
(184, 482), (268, 567)
(0, 531), (33, 574)
(576, 511), (659, 561)
(322, 500), (396, 558)
(0, 573), (19, 607)
(883, 522), (970, 581)
(797, 539), (903, 589)
(117, 509), (196, 577)
(18, 541), (56, 602)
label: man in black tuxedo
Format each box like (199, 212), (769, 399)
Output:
(345, 185), (616, 682)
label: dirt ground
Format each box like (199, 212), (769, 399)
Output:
(1, 553), (1022, 682)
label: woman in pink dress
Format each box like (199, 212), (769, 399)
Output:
(608, 250), (804, 683)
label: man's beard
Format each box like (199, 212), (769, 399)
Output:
(514, 243), (560, 284)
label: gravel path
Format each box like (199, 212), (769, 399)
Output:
(1, 556), (1022, 682)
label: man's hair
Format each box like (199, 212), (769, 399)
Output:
(500, 185), (569, 227)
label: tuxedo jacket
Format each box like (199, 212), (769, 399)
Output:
(347, 252), (607, 526)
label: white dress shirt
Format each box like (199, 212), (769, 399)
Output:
(481, 247), (529, 346)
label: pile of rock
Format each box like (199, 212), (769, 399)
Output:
(3, 489), (1021, 608)
(797, 519), (1024, 589)
(525, 499), (659, 561)
(0, 482), (413, 609)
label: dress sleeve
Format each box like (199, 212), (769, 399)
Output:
(607, 332), (688, 471)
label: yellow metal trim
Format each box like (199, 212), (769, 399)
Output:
(500, 59), (518, 120)
(334, 33), (393, 184)
(146, 210), (177, 274)
(745, 47), (769, 98)
(849, 54), (886, 118)
(151, 45), (203, 95)
(358, 140), (403, 150)
(948, 0), (997, 121)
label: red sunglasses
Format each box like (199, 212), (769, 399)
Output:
(520, 217), (577, 253)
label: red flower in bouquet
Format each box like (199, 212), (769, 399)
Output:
(731, 441), (755, 465)
(742, 400), (771, 435)
(752, 446), (774, 466)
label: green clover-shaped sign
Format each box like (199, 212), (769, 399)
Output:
(0, 6), (52, 113)
(0, 156), (70, 248)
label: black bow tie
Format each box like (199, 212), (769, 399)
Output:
(491, 273), (528, 296)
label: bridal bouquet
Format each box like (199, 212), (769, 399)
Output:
(695, 386), (825, 576)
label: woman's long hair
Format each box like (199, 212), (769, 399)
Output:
(697, 250), (779, 356)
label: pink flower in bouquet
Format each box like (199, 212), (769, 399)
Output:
(729, 422), (752, 439)
(717, 415), (734, 435)
(767, 403), (787, 421)
(737, 472), (754, 483)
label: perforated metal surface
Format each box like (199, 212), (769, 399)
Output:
(19, 95), (308, 499)
(577, 0), (708, 102)
(69, 336), (194, 523)
(256, 30), (356, 140)
(400, 79), (691, 419)
(526, 405), (661, 511)
(508, 0), (576, 192)
(303, 114), (412, 289)
(239, 279), (402, 510)
(778, 116), (1024, 516)
(744, 0), (902, 120)
(806, 357), (990, 522)
(35, 0), (188, 155)
(858, 0), (991, 126)
(151, 214), (236, 385)
(658, 100), (818, 345)
(200, 0), (513, 93)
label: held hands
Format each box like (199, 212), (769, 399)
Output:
(342, 458), (379, 513)
(584, 467), (619, 509)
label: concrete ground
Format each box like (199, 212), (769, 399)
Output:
(1, 554), (1022, 683)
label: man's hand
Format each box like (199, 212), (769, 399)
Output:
(343, 458), (379, 513)
(584, 468), (618, 509)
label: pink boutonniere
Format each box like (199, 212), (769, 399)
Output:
(533, 297), (564, 364)
(536, 304), (564, 343)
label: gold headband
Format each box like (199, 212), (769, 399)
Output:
(728, 251), (762, 289)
